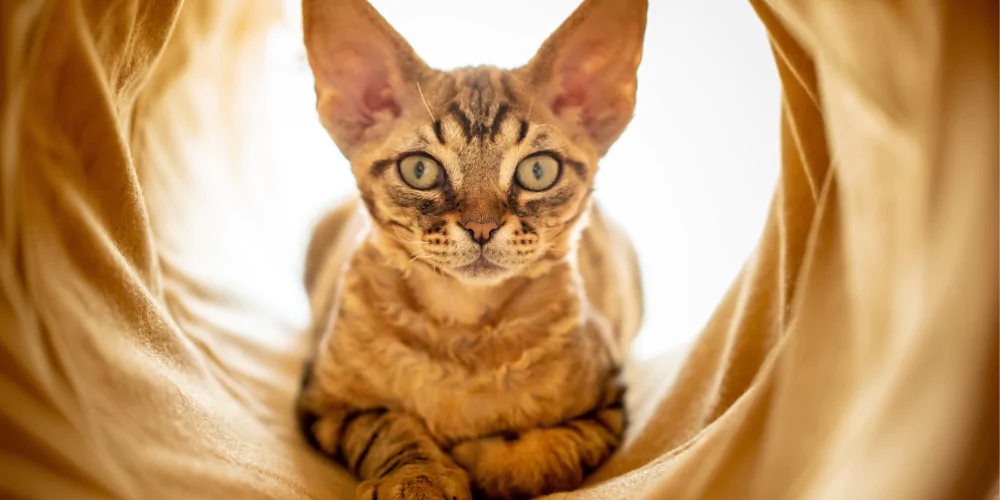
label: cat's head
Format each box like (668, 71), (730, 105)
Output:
(303, 0), (646, 285)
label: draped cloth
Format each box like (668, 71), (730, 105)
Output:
(1, 0), (996, 498)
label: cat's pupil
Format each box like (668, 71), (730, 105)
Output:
(415, 161), (425, 179)
(532, 161), (543, 180)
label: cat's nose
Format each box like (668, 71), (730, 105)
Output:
(464, 221), (499, 245)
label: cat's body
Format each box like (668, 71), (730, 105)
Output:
(296, 1), (647, 498)
(299, 169), (641, 500)
(302, 194), (641, 443)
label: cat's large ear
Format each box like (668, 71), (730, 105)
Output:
(517, 0), (647, 156)
(302, 0), (430, 158)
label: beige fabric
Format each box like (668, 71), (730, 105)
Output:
(1, 1), (996, 499)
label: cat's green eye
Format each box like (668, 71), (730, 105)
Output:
(398, 155), (442, 190)
(515, 154), (561, 191)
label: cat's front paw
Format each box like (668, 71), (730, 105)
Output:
(356, 464), (472, 500)
(450, 413), (622, 499)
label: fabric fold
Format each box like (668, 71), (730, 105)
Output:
(1, 0), (995, 498)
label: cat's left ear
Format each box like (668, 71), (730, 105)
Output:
(517, 0), (647, 156)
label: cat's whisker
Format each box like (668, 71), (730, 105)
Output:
(408, 252), (435, 264)
(393, 226), (430, 245)
(534, 123), (567, 137)
(416, 81), (436, 122)
(408, 248), (442, 259)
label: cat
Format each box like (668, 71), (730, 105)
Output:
(295, 0), (646, 498)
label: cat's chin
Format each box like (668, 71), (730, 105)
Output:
(449, 257), (512, 286)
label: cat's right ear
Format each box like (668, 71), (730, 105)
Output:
(302, 0), (430, 158)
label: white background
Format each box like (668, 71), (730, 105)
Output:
(262, 0), (780, 359)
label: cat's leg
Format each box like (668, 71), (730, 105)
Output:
(448, 379), (626, 499)
(297, 391), (472, 500)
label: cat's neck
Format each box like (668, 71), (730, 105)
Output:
(403, 261), (539, 326)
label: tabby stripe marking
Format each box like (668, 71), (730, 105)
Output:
(298, 410), (321, 451)
(489, 102), (510, 141)
(375, 443), (426, 478)
(433, 120), (445, 144)
(371, 158), (394, 176)
(349, 412), (390, 474)
(565, 159), (588, 178)
(563, 421), (587, 439)
(516, 120), (529, 144)
(335, 409), (372, 461)
(448, 103), (473, 141)
(523, 187), (574, 215)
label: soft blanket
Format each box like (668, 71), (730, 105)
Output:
(1, 0), (996, 498)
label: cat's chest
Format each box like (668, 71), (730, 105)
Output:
(362, 315), (615, 444)
(325, 253), (618, 443)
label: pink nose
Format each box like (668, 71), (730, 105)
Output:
(464, 221), (499, 244)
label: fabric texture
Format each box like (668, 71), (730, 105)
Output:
(1, 0), (996, 499)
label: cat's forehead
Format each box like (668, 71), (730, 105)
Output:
(425, 66), (533, 177)
(444, 67), (521, 121)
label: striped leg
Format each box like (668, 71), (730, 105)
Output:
(299, 405), (472, 500)
(297, 363), (472, 500)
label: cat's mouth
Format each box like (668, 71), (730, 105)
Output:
(453, 255), (507, 282)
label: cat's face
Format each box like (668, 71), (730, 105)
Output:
(347, 67), (601, 284)
(303, 0), (646, 285)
